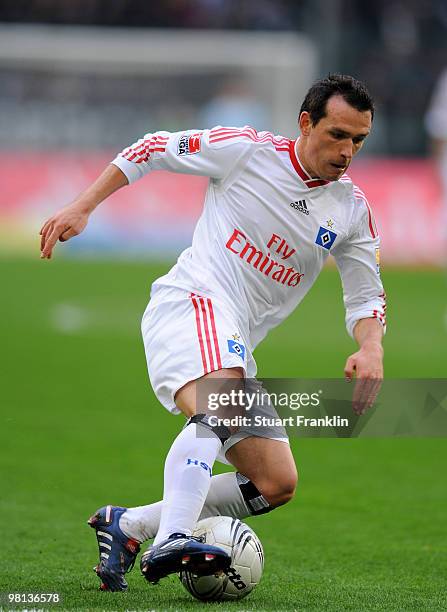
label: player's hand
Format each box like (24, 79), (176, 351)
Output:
(344, 342), (383, 415)
(40, 204), (89, 259)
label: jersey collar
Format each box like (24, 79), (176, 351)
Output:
(288, 139), (329, 188)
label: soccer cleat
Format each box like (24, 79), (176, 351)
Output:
(88, 504), (141, 592)
(140, 533), (231, 584)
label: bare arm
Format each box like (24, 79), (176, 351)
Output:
(39, 126), (252, 259)
(344, 318), (384, 415)
(40, 164), (128, 259)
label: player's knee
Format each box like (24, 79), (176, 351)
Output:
(258, 471), (298, 508)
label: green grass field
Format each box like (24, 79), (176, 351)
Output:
(1, 258), (446, 611)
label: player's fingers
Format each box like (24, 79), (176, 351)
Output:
(360, 379), (373, 414)
(39, 220), (49, 236)
(40, 218), (55, 237)
(344, 357), (356, 382)
(40, 220), (57, 254)
(40, 220), (52, 245)
(41, 225), (65, 259)
(352, 377), (366, 414)
(353, 377), (381, 415)
(40, 228), (49, 252)
(352, 376), (373, 414)
(59, 227), (77, 242)
(363, 378), (382, 413)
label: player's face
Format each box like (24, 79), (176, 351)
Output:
(298, 95), (372, 181)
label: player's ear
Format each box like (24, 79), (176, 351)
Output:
(299, 111), (312, 136)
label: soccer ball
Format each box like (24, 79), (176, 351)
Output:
(179, 516), (264, 601)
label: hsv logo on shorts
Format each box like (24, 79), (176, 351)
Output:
(177, 132), (202, 155)
(228, 339), (245, 360)
(315, 226), (337, 250)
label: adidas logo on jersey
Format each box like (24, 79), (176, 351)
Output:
(290, 200), (309, 215)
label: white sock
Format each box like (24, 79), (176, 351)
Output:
(201, 472), (250, 519)
(152, 422), (221, 545)
(119, 472), (250, 542)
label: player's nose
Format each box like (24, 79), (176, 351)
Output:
(339, 145), (353, 161)
(340, 140), (354, 160)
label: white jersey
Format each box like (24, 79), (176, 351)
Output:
(112, 126), (386, 351)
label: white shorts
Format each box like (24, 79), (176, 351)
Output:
(142, 285), (257, 414)
(141, 285), (289, 463)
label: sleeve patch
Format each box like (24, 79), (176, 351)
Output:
(177, 132), (202, 156)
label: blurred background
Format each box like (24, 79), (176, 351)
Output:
(1, 0), (447, 263)
(1, 4), (446, 608)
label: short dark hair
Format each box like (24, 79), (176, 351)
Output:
(299, 74), (374, 125)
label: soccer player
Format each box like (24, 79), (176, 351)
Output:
(40, 74), (386, 591)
